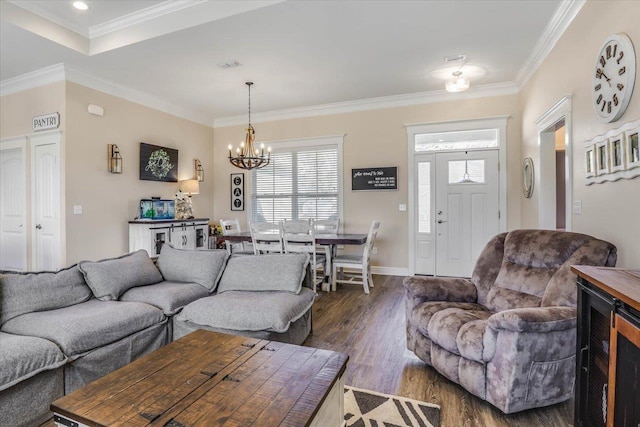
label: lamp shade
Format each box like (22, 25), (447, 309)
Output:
(180, 179), (200, 195)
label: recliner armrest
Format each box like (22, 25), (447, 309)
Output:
(403, 276), (477, 306)
(487, 306), (576, 333)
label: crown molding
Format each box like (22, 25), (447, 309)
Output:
(89, 0), (207, 38)
(7, 0), (88, 37)
(64, 67), (213, 127)
(515, 0), (585, 89)
(0, 64), (66, 96)
(213, 82), (519, 128)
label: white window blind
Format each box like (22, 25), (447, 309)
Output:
(251, 144), (340, 223)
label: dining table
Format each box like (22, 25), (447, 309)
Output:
(219, 231), (368, 292)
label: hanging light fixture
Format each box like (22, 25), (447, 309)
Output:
(228, 82), (271, 170)
(445, 70), (470, 93)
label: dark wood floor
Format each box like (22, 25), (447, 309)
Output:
(305, 275), (574, 427)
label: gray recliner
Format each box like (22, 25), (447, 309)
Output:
(405, 229), (616, 414)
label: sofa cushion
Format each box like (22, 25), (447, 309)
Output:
(156, 245), (228, 292)
(411, 302), (487, 337)
(78, 250), (163, 301)
(1, 300), (165, 357)
(120, 280), (210, 315)
(0, 265), (92, 326)
(0, 332), (67, 391)
(217, 253), (309, 294)
(176, 288), (315, 333)
(427, 307), (492, 359)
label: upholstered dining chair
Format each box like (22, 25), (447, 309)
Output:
(331, 221), (380, 294)
(250, 221), (283, 254)
(404, 229), (617, 414)
(282, 219), (326, 292)
(219, 219), (253, 255)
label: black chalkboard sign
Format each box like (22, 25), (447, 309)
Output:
(352, 167), (398, 191)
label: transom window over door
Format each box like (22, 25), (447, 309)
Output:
(250, 136), (343, 223)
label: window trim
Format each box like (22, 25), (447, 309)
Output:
(247, 134), (344, 227)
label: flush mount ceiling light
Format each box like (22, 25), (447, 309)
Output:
(227, 82), (271, 170)
(72, 1), (89, 11)
(446, 71), (470, 93)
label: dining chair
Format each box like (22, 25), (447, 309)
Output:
(331, 221), (380, 294)
(282, 219), (326, 292)
(314, 218), (340, 282)
(250, 221), (284, 254)
(219, 219), (253, 255)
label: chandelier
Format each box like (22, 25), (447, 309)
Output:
(228, 82), (271, 170)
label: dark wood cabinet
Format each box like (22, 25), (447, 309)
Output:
(573, 266), (640, 427)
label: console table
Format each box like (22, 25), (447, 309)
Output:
(129, 218), (209, 256)
(573, 266), (640, 427)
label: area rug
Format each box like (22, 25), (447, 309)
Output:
(344, 386), (441, 427)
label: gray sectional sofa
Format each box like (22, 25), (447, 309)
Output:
(0, 246), (314, 427)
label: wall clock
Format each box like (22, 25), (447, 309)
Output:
(592, 33), (636, 123)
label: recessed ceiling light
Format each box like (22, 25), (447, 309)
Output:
(72, 1), (89, 11)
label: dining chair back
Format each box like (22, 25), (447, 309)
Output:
(314, 218), (340, 234)
(331, 220), (381, 294)
(250, 221), (284, 254)
(282, 219), (326, 292)
(219, 219), (253, 254)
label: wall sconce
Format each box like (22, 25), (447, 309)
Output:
(195, 159), (204, 182)
(108, 144), (122, 174)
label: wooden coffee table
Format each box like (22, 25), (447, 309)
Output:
(51, 330), (348, 426)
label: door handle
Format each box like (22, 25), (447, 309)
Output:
(437, 220), (447, 224)
(35, 224), (42, 229)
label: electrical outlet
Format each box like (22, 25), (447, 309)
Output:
(399, 204), (407, 211)
(73, 205), (83, 215)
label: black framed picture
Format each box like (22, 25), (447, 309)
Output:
(231, 173), (244, 211)
(139, 142), (178, 182)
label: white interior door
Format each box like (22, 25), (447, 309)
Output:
(0, 143), (27, 271)
(435, 150), (499, 277)
(32, 138), (61, 271)
(414, 154), (435, 275)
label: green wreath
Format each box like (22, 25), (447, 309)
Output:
(145, 149), (174, 179)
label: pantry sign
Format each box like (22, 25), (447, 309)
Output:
(33, 112), (60, 132)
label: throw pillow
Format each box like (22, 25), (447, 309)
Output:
(156, 244), (229, 292)
(78, 250), (163, 301)
(217, 253), (309, 294)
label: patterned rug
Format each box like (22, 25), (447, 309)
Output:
(344, 386), (441, 427)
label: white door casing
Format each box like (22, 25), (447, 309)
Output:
(435, 150), (500, 277)
(0, 138), (28, 271)
(407, 117), (508, 277)
(31, 133), (62, 271)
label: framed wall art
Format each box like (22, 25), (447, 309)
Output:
(140, 142), (178, 182)
(584, 119), (640, 185)
(230, 173), (244, 211)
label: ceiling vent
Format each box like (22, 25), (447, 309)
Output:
(217, 60), (241, 69)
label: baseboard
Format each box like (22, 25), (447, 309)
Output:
(371, 266), (408, 276)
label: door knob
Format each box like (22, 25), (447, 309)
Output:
(35, 224), (42, 229)
(437, 220), (447, 224)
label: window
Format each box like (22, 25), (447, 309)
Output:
(448, 160), (485, 184)
(415, 128), (498, 152)
(251, 137), (342, 223)
(417, 161), (431, 233)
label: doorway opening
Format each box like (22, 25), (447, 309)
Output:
(535, 96), (572, 231)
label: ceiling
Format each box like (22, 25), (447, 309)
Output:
(0, 0), (565, 124)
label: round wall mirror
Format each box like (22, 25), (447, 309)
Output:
(522, 157), (534, 198)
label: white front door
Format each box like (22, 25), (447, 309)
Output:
(0, 143), (27, 271)
(32, 138), (61, 271)
(434, 150), (499, 277)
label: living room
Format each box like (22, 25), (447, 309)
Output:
(1, 1), (639, 427)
